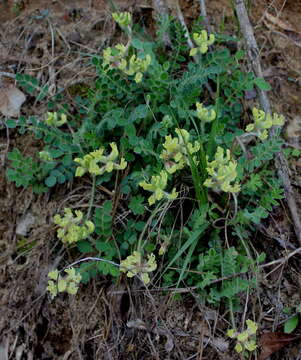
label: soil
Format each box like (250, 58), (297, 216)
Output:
(1, 0), (301, 359)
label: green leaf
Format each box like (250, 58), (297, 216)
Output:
(128, 105), (149, 124)
(256, 253), (266, 263)
(45, 175), (56, 187)
(125, 124), (136, 137)
(79, 262), (97, 284)
(235, 50), (245, 61)
(284, 315), (299, 333)
(77, 240), (93, 253)
(135, 221), (146, 231)
(95, 240), (116, 257)
(50, 169), (62, 178)
(7, 148), (21, 161)
(103, 200), (113, 213)
(129, 195), (145, 215)
(109, 266), (120, 277)
(254, 77), (271, 91)
(95, 241), (110, 252)
(48, 148), (64, 158)
(242, 207), (269, 224)
(121, 184), (131, 194)
(57, 174), (66, 184)
(131, 38), (144, 50)
(97, 261), (119, 277)
(36, 84), (49, 101)
(164, 224), (208, 281)
(6, 119), (17, 128)
(16, 73), (39, 94)
(292, 149), (301, 157)
(62, 154), (73, 166)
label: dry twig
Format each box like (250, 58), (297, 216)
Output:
(198, 0), (212, 33)
(152, 0), (172, 46)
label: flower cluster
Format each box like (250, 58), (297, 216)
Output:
(45, 112), (67, 127)
(47, 268), (82, 299)
(112, 12), (132, 29)
(120, 251), (157, 284)
(103, 43), (127, 68)
(196, 102), (216, 123)
(54, 208), (95, 244)
(39, 150), (53, 162)
(139, 170), (178, 205)
(103, 45), (151, 83)
(227, 319), (258, 354)
(190, 31), (215, 56)
(204, 147), (240, 193)
(74, 142), (127, 177)
(160, 128), (200, 174)
(119, 54), (152, 83)
(246, 108), (285, 140)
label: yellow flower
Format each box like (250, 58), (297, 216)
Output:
(45, 112), (67, 127)
(245, 108), (285, 140)
(190, 31), (215, 56)
(246, 319), (258, 335)
(53, 208), (95, 244)
(47, 268), (82, 298)
(139, 170), (177, 205)
(102, 43), (151, 83)
(196, 102), (216, 122)
(112, 12), (132, 28)
(74, 143), (127, 177)
(160, 128), (200, 174)
(204, 147), (240, 193)
(234, 343), (243, 353)
(120, 251), (157, 284)
(226, 319), (258, 355)
(245, 340), (257, 351)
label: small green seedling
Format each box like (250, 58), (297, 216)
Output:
(284, 304), (301, 333)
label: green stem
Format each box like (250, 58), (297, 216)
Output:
(208, 76), (220, 157)
(137, 202), (165, 251)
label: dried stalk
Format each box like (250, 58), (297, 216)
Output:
(198, 0), (212, 33)
(234, 0), (301, 246)
(152, 0), (172, 46)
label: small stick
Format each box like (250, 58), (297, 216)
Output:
(198, 0), (212, 33)
(152, 0), (172, 46)
(175, 1), (194, 49)
(0, 71), (16, 79)
(234, 0), (301, 246)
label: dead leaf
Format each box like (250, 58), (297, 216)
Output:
(0, 85), (26, 118)
(264, 12), (297, 33)
(259, 332), (301, 360)
(286, 116), (301, 146)
(210, 337), (228, 352)
(16, 212), (36, 236)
